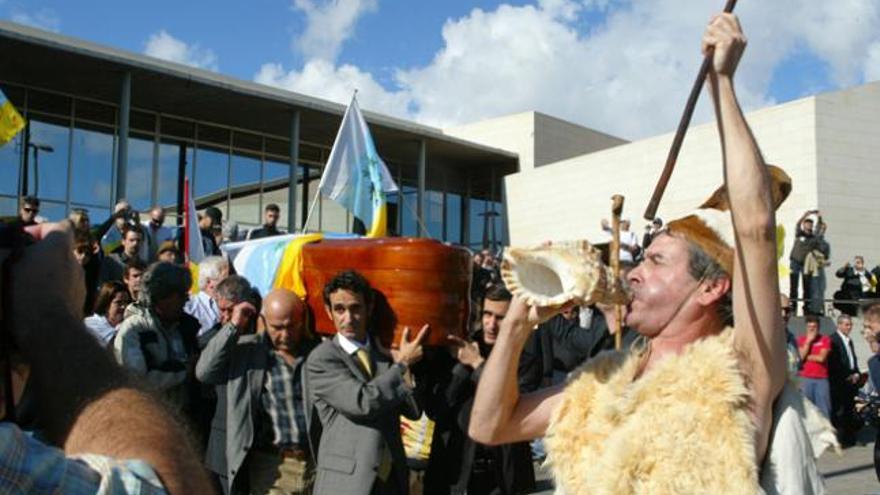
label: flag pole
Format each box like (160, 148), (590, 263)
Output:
(183, 177), (191, 262)
(302, 192), (321, 233)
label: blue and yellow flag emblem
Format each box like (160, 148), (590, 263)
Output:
(0, 89), (25, 146)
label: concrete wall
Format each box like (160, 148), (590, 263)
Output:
(814, 82), (880, 275)
(445, 111), (627, 171)
(505, 94), (823, 294)
(533, 112), (627, 168)
(445, 112), (537, 169)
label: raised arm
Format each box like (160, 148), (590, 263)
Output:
(469, 297), (565, 445)
(195, 323), (238, 384)
(705, 14), (785, 462)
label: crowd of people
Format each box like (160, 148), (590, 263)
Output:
(782, 208), (880, 317)
(4, 12), (880, 495)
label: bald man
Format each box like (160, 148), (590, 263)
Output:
(197, 287), (318, 495)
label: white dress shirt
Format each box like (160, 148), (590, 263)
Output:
(336, 332), (370, 356)
(184, 291), (220, 337)
(84, 314), (117, 346)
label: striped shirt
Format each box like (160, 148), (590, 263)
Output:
(260, 352), (308, 449)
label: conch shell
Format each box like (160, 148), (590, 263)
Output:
(500, 240), (630, 308)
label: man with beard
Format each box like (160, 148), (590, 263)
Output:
(468, 14), (828, 493)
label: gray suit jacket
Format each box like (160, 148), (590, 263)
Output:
(196, 324), (314, 492)
(305, 335), (421, 495)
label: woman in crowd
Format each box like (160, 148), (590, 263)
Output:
(84, 281), (131, 347)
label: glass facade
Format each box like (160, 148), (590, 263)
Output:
(0, 81), (507, 250)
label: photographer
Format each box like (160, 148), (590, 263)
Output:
(0, 221), (211, 493)
(835, 256), (878, 317)
(788, 209), (820, 315)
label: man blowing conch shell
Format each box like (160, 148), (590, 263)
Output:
(468, 13), (834, 495)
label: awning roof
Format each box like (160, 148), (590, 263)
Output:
(0, 21), (518, 197)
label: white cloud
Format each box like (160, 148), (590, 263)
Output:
(255, 59), (411, 115)
(143, 30), (218, 71)
(291, 0), (378, 61)
(11, 8), (60, 32)
(866, 42), (880, 82)
(258, 0), (880, 139)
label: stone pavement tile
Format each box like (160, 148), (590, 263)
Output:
(820, 427), (879, 495)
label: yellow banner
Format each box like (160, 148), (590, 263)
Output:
(0, 98), (26, 146)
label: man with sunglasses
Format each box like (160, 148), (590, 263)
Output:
(197, 284), (317, 494)
(17, 196), (39, 226)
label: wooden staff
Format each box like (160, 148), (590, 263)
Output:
(643, 0), (739, 221)
(610, 194), (624, 350)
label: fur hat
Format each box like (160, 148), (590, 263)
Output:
(665, 165), (792, 275)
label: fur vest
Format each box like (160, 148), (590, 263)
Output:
(545, 330), (760, 494)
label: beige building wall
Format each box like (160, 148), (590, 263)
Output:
(814, 83), (880, 275)
(445, 111), (626, 171)
(446, 112), (538, 169)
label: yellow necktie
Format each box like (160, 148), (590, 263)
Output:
(356, 348), (373, 376)
(355, 348), (392, 480)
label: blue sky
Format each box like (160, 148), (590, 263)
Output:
(2, 0), (878, 139)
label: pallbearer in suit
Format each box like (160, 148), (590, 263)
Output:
(305, 270), (429, 495)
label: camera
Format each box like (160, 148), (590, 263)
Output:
(116, 208), (140, 228)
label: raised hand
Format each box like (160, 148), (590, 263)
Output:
(392, 324), (430, 367)
(701, 13), (746, 78)
(231, 301), (257, 332)
(448, 335), (485, 369)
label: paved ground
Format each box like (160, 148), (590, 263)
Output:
(529, 427), (880, 494)
(820, 427), (879, 495)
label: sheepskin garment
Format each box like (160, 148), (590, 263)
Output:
(545, 330), (760, 494)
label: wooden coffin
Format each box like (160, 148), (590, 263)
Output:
(300, 237), (471, 347)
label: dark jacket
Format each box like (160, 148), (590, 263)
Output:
(423, 332), (535, 495)
(520, 311), (639, 393)
(789, 226), (816, 264)
(836, 266), (877, 299)
(247, 225), (282, 240)
(829, 332), (860, 389)
(868, 354), (880, 392)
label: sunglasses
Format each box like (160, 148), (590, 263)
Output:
(22, 208), (38, 214)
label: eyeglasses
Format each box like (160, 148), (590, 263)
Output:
(21, 208), (38, 214)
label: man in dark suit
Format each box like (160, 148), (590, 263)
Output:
(426, 284), (535, 495)
(829, 314), (862, 446)
(305, 270), (428, 495)
(197, 281), (317, 494)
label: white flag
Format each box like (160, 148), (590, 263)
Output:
(319, 95), (397, 230)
